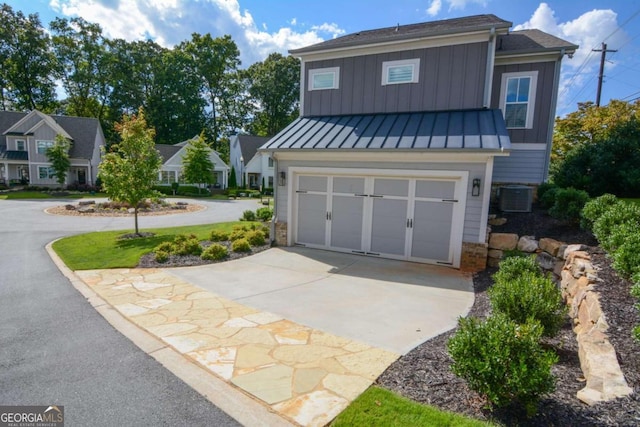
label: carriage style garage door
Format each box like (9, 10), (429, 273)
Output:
(293, 171), (467, 266)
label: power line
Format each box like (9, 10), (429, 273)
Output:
(593, 43), (618, 106)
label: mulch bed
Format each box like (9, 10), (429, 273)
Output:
(377, 205), (640, 426)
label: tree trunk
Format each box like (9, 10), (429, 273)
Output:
(134, 206), (139, 235)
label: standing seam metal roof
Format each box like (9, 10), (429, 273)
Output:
(260, 110), (511, 151)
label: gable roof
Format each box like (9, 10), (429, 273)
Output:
(290, 14), (512, 55)
(496, 29), (578, 55)
(261, 110), (511, 152)
(235, 135), (271, 163)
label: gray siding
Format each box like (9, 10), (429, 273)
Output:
(491, 61), (557, 144)
(492, 150), (546, 184)
(275, 159), (487, 243)
(304, 42), (488, 116)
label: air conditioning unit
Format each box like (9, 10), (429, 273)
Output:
(499, 185), (533, 212)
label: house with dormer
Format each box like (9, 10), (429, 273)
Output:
(229, 134), (273, 190)
(260, 14), (577, 271)
(0, 110), (104, 187)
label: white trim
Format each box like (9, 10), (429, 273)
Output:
(495, 52), (564, 66)
(478, 156), (494, 244)
(308, 67), (340, 90)
(273, 150), (508, 163)
(35, 139), (54, 154)
(381, 58), (420, 85)
(499, 71), (538, 129)
(510, 143), (547, 150)
(483, 28), (496, 108)
(15, 139), (26, 151)
(299, 61), (306, 116)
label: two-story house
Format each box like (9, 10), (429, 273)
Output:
(0, 110), (104, 187)
(229, 134), (273, 190)
(260, 14), (577, 271)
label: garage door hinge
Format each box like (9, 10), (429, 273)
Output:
(296, 190), (308, 194)
(441, 199), (458, 203)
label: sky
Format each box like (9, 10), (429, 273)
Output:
(7, 0), (640, 117)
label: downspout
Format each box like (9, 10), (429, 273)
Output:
(299, 59), (305, 117)
(483, 27), (496, 108)
(543, 49), (565, 181)
(270, 154), (279, 245)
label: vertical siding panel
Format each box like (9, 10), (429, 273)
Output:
(374, 53), (388, 113)
(351, 56), (365, 114)
(448, 45), (466, 109)
(362, 55), (377, 113)
(435, 46), (452, 110)
(422, 48), (439, 110)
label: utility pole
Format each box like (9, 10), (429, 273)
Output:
(593, 42), (617, 107)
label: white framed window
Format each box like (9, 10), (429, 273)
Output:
(268, 157), (274, 168)
(499, 71), (538, 129)
(382, 58), (420, 85)
(38, 166), (56, 180)
(308, 67), (339, 90)
(160, 170), (177, 184)
(36, 140), (54, 154)
(16, 139), (25, 151)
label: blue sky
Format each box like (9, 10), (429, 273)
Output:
(7, 0), (640, 116)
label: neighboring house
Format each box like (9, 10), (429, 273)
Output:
(156, 137), (230, 189)
(229, 134), (273, 189)
(260, 14), (577, 270)
(0, 110), (104, 187)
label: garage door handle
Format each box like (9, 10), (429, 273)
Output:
(355, 194), (368, 197)
(369, 194), (383, 198)
(326, 212), (332, 220)
(442, 199), (458, 203)
(296, 190), (308, 193)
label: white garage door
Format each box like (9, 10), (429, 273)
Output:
(293, 172), (466, 266)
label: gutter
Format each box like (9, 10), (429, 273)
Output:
(543, 48), (565, 181)
(483, 27), (496, 108)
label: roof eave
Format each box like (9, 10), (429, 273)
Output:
(496, 45), (578, 57)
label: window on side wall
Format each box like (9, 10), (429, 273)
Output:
(382, 58), (420, 85)
(268, 157), (274, 168)
(309, 67), (339, 90)
(36, 140), (54, 154)
(16, 140), (26, 151)
(500, 71), (538, 129)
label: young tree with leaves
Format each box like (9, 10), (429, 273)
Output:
(46, 134), (71, 187)
(182, 134), (214, 194)
(98, 108), (161, 235)
(229, 165), (237, 188)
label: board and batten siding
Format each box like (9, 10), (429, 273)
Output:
(492, 149), (546, 184)
(491, 61), (557, 144)
(275, 159), (487, 243)
(304, 42), (488, 117)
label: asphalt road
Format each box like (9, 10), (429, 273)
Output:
(0, 198), (258, 426)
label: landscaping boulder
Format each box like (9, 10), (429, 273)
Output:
(78, 200), (95, 206)
(564, 244), (588, 259)
(517, 235), (538, 253)
(536, 252), (556, 271)
(488, 233), (518, 250)
(488, 217), (507, 226)
(539, 237), (563, 257)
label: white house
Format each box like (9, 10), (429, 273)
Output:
(229, 134), (273, 190)
(156, 137), (229, 189)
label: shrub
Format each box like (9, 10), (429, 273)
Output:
(246, 229), (266, 246)
(240, 210), (257, 221)
(201, 244), (228, 261)
(232, 238), (251, 253)
(603, 222), (637, 253)
(592, 203), (640, 247)
(539, 186), (560, 209)
(448, 314), (557, 414)
(174, 236), (203, 256)
(209, 229), (229, 242)
(611, 233), (640, 279)
(536, 182), (557, 205)
(155, 250), (170, 263)
(229, 226), (248, 241)
(256, 207), (273, 222)
(493, 256), (541, 285)
(489, 271), (566, 337)
(548, 188), (590, 224)
(580, 193), (620, 231)
(177, 185), (210, 196)
(261, 225), (270, 239)
(154, 241), (175, 253)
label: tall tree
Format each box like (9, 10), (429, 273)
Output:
(46, 134), (71, 187)
(181, 133), (214, 194)
(98, 108), (161, 235)
(0, 4), (57, 111)
(247, 53), (300, 136)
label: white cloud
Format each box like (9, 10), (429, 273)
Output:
(49, 0), (345, 65)
(427, 0), (442, 17)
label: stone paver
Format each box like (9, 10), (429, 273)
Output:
(75, 268), (399, 426)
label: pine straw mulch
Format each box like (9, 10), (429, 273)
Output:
(377, 206), (640, 426)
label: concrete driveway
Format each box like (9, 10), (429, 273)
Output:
(170, 246), (474, 354)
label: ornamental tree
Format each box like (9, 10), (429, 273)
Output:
(181, 133), (214, 194)
(98, 108), (161, 235)
(46, 134), (71, 187)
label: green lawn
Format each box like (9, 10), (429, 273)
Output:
(332, 387), (493, 427)
(0, 191), (107, 200)
(52, 221), (253, 270)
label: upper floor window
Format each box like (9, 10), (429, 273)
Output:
(309, 67), (339, 90)
(500, 71), (538, 129)
(268, 157), (274, 168)
(36, 140), (54, 154)
(16, 140), (25, 151)
(382, 58), (420, 85)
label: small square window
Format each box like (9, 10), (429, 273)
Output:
(382, 58), (420, 85)
(16, 140), (25, 151)
(309, 67), (339, 90)
(268, 157), (274, 168)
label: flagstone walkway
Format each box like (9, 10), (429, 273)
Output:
(75, 268), (399, 426)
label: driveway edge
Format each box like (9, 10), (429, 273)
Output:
(46, 240), (294, 427)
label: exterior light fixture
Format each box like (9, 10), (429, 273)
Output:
(472, 178), (481, 197)
(279, 171), (286, 186)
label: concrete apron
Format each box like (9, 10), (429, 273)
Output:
(64, 247), (473, 426)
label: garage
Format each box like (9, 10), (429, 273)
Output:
(292, 169), (467, 266)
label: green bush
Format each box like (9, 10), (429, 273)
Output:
(256, 207), (273, 222)
(229, 225), (248, 241)
(580, 193), (620, 231)
(539, 186), (560, 209)
(174, 236), (203, 256)
(240, 210), (257, 221)
(592, 203), (640, 248)
(177, 185), (210, 196)
(209, 229), (229, 242)
(611, 233), (640, 279)
(246, 229), (266, 246)
(536, 182), (558, 207)
(261, 225), (270, 239)
(548, 188), (590, 223)
(448, 314), (557, 414)
(155, 250), (170, 263)
(232, 238), (251, 253)
(489, 271), (566, 337)
(201, 244), (228, 261)
(493, 256), (541, 285)
(603, 222), (637, 253)
(154, 241), (175, 253)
